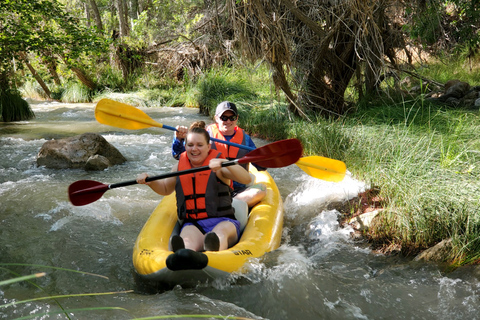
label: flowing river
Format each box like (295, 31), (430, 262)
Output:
(1, 101), (479, 319)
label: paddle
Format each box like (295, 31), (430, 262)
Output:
(95, 98), (249, 151)
(69, 138), (302, 206)
(94, 98), (347, 182)
(295, 156), (346, 183)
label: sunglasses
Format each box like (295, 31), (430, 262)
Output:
(219, 115), (238, 121)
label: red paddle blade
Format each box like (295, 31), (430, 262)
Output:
(240, 138), (303, 168)
(68, 180), (109, 206)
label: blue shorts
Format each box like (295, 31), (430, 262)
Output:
(182, 217), (241, 238)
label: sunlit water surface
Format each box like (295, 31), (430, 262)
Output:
(1, 101), (479, 319)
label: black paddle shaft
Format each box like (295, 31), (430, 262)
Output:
(109, 159), (240, 190)
(69, 138), (302, 206)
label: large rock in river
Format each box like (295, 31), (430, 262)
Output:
(37, 132), (126, 170)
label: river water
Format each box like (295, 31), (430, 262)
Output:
(1, 101), (479, 319)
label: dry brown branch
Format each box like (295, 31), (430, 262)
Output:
(18, 52), (52, 99)
(278, 0), (324, 37)
(227, 0), (409, 116)
(394, 66), (444, 88)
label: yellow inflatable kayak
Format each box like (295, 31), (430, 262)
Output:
(132, 167), (283, 287)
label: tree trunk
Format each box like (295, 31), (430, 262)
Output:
(69, 66), (96, 90)
(123, 0), (130, 30)
(364, 1), (385, 96)
(41, 51), (61, 86)
(270, 59), (299, 116)
(116, 44), (130, 82)
(130, 0), (138, 20)
(115, 0), (129, 37)
(59, 56), (97, 90)
(18, 52), (52, 99)
(88, 0), (104, 33)
(304, 30), (356, 116)
(84, 2), (91, 28)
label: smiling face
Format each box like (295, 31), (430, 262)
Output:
(215, 110), (238, 136)
(185, 132), (211, 167)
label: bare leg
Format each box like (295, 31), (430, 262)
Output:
(211, 221), (239, 250)
(180, 225), (205, 252)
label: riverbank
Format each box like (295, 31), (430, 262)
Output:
(248, 101), (480, 267)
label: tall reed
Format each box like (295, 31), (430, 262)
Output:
(238, 88), (480, 265)
(61, 82), (91, 103)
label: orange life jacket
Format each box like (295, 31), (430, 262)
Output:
(207, 124), (250, 170)
(175, 150), (234, 220)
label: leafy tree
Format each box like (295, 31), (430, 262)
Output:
(0, 0), (107, 121)
(406, 0), (480, 55)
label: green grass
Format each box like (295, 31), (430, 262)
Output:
(0, 264), (254, 319)
(0, 264), (131, 319)
(93, 64), (270, 111)
(191, 66), (259, 114)
(416, 55), (480, 85)
(61, 82), (91, 103)
(311, 96), (480, 265)
(18, 80), (49, 101)
(220, 70), (480, 266)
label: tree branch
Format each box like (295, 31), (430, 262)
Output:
(278, 0), (325, 37)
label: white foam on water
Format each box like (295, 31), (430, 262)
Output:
(284, 171), (366, 216)
(46, 201), (123, 232)
(323, 298), (369, 320)
(306, 209), (354, 241)
(280, 170), (367, 263)
(239, 245), (312, 285)
(307, 210), (357, 260)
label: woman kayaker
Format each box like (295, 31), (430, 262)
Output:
(137, 121), (252, 252)
(172, 101), (266, 207)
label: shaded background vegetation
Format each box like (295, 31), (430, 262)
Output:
(2, 0), (480, 118)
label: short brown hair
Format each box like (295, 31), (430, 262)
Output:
(187, 121), (210, 143)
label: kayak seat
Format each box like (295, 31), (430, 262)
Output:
(232, 198), (249, 232)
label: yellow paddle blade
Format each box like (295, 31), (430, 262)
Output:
(95, 98), (163, 130)
(295, 156), (347, 182)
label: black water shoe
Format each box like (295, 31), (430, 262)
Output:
(204, 232), (220, 251)
(170, 235), (185, 252)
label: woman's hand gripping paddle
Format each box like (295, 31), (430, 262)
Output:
(68, 139), (303, 206)
(95, 98), (347, 182)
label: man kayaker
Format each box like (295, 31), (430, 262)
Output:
(137, 121), (252, 252)
(172, 101), (266, 207)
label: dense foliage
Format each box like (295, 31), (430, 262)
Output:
(406, 0), (480, 51)
(2, 0), (480, 119)
(0, 0), (107, 119)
